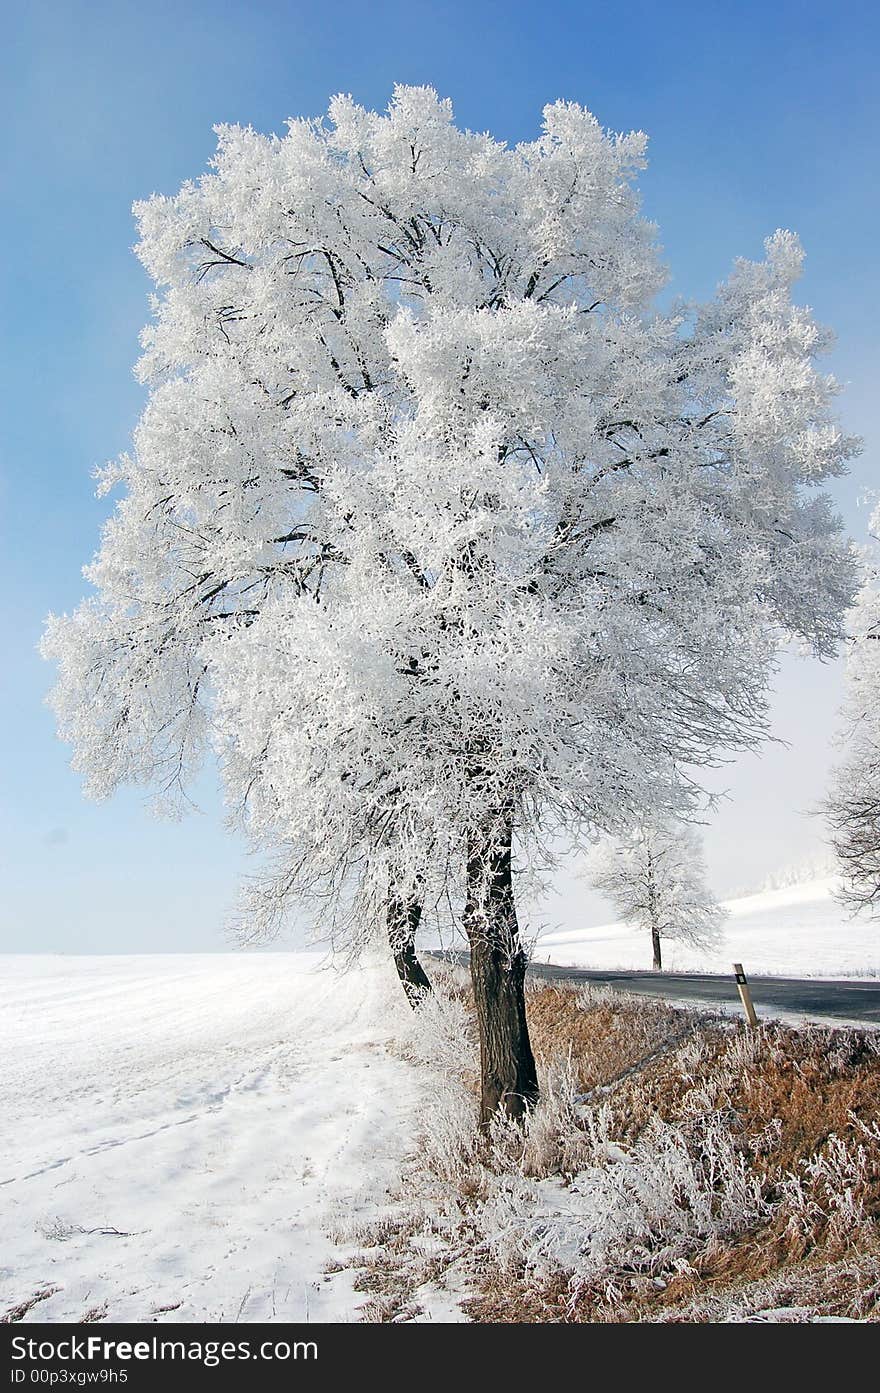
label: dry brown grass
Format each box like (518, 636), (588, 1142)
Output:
(468, 983), (880, 1322)
(525, 983), (692, 1093)
(347, 975), (880, 1323)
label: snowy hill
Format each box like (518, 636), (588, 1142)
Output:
(0, 953), (423, 1323)
(535, 875), (880, 979)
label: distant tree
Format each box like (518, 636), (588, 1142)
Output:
(825, 544), (880, 914)
(44, 88), (857, 1124)
(587, 821), (726, 970)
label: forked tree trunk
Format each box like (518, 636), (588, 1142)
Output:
(387, 889), (432, 1008)
(652, 925), (662, 972)
(464, 809), (539, 1127)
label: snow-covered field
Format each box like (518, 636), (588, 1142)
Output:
(0, 953), (423, 1323)
(4, 881), (876, 1325)
(536, 875), (880, 978)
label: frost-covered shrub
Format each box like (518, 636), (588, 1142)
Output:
(399, 979), (476, 1079)
(395, 979), (482, 1186)
(782, 1128), (876, 1243)
(473, 1078), (767, 1298)
(390, 990), (770, 1298)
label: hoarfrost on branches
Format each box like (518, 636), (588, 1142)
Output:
(43, 86), (857, 963)
(825, 514), (880, 915)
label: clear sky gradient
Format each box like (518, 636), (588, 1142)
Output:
(2, 0), (878, 951)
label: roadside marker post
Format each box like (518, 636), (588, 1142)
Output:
(733, 962), (758, 1027)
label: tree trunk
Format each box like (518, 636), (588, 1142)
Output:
(652, 925), (662, 972)
(387, 889), (432, 1008)
(464, 809), (539, 1127)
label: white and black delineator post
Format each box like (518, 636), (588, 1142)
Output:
(733, 962), (758, 1027)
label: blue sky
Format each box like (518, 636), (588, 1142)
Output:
(2, 0), (878, 951)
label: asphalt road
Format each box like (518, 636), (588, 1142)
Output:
(432, 953), (880, 1025)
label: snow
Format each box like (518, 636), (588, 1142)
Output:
(0, 953), (424, 1323)
(4, 879), (876, 1325)
(536, 875), (880, 978)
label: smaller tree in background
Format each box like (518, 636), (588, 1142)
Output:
(587, 821), (726, 971)
(825, 540), (880, 914)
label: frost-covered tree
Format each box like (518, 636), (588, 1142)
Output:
(825, 535), (880, 914)
(44, 87), (857, 1123)
(587, 821), (726, 970)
